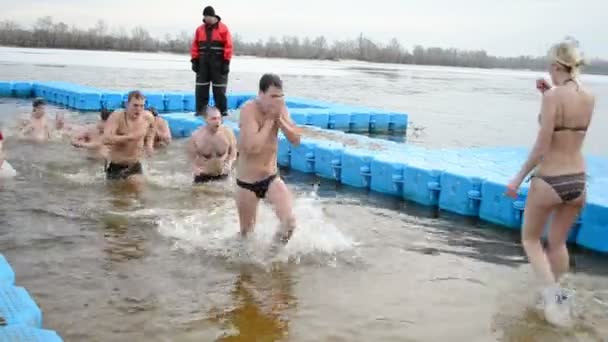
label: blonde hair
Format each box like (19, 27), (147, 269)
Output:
(548, 38), (586, 78)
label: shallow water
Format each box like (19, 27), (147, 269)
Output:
(0, 47), (607, 341)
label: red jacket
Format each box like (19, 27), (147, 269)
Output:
(0, 130), (3, 141)
(190, 20), (233, 61)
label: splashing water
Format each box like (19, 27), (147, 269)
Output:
(156, 191), (359, 268)
(144, 169), (195, 190)
(0, 161), (17, 178)
(62, 166), (105, 185)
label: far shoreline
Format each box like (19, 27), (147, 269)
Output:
(2, 44), (607, 77)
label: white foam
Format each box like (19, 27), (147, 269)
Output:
(62, 167), (104, 185)
(0, 161), (17, 179)
(144, 169), (194, 190)
(156, 192), (358, 267)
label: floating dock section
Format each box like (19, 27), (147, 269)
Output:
(0, 254), (63, 341)
(0, 81), (407, 134)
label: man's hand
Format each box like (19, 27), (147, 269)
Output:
(536, 78), (552, 94)
(191, 59), (199, 73)
(505, 175), (524, 199)
(21, 125), (34, 135)
(192, 164), (205, 176)
(268, 107), (281, 121)
(222, 159), (233, 174)
(145, 144), (154, 158)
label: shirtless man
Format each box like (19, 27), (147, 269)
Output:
(103, 91), (155, 186)
(148, 107), (172, 148)
(20, 98), (51, 142)
(71, 109), (111, 160)
(187, 106), (237, 183)
(235, 73), (302, 244)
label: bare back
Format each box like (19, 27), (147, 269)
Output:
(538, 83), (595, 175)
(236, 100), (279, 182)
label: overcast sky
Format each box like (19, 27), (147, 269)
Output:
(1, 0), (606, 58)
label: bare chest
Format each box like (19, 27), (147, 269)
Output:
(194, 131), (229, 158)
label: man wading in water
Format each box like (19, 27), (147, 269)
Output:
(235, 73), (302, 245)
(103, 90), (155, 192)
(187, 106), (237, 184)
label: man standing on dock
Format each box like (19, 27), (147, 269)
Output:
(190, 5), (233, 117)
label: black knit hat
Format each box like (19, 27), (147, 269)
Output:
(203, 6), (216, 17)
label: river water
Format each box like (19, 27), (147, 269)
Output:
(0, 47), (607, 341)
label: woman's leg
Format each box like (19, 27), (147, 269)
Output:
(546, 191), (586, 281)
(521, 178), (561, 285)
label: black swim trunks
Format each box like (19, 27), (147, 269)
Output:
(105, 161), (143, 180)
(193, 173), (228, 184)
(236, 174), (278, 199)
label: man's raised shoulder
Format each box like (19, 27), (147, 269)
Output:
(221, 125), (236, 140)
(107, 109), (124, 121)
(143, 110), (155, 122)
(239, 100), (261, 125)
(240, 100), (258, 116)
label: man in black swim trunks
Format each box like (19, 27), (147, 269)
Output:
(187, 106), (237, 184)
(235, 73), (302, 244)
(103, 90), (155, 189)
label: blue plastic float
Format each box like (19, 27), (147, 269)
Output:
(1, 81), (407, 134)
(0, 254), (63, 341)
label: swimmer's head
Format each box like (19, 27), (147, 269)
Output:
(204, 106), (222, 130)
(258, 73), (285, 115)
(149, 107), (159, 117)
(548, 38), (586, 81)
(126, 90), (146, 118)
(32, 98), (46, 118)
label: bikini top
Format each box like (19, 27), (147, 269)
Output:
(538, 79), (590, 132)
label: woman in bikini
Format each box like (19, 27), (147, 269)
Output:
(507, 39), (594, 327)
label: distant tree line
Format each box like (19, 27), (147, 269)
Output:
(1, 16), (607, 75)
(0, 17), (191, 53)
(233, 34), (608, 75)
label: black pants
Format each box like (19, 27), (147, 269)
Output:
(195, 58), (228, 116)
